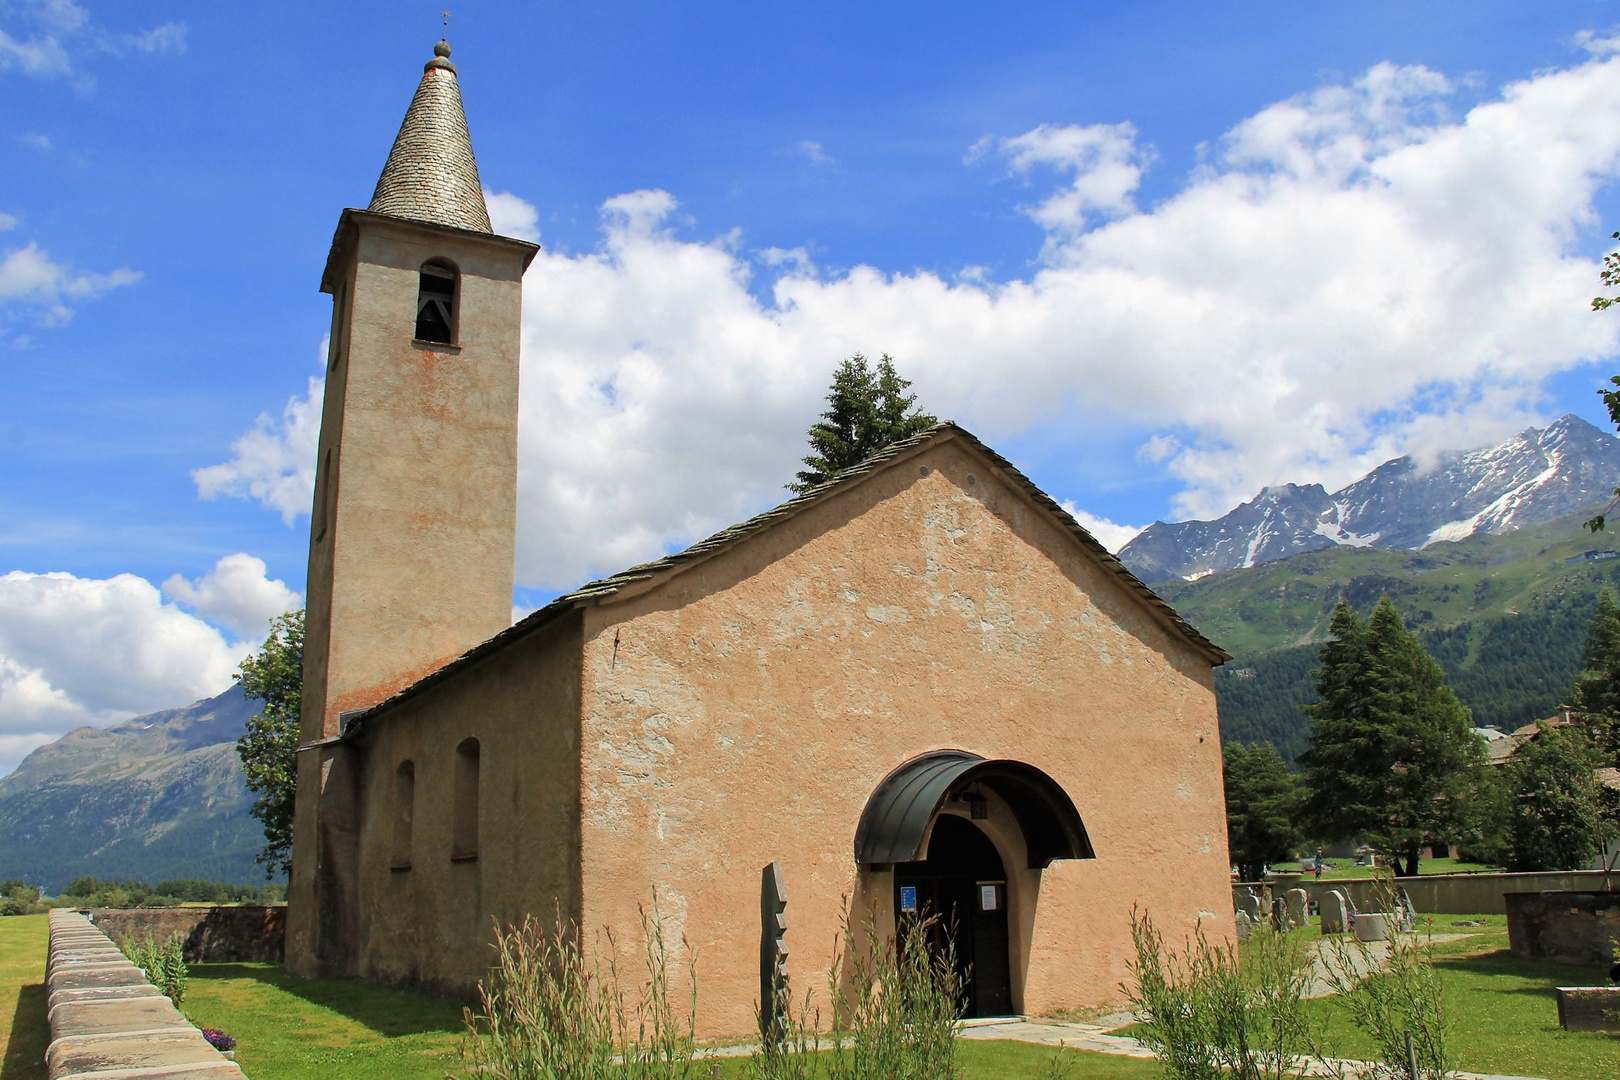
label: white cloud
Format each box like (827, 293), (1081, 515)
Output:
(18, 132), (49, 151)
(0, 567), (255, 775)
(0, 212), (16, 231)
(797, 140), (834, 165)
(0, 2), (185, 83)
(162, 554), (301, 642)
(978, 121), (1148, 242)
(213, 49), (1620, 587)
(192, 374), (323, 524)
(486, 190), (540, 242)
(0, 241), (140, 325)
(1060, 503), (1143, 553)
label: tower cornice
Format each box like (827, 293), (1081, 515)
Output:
(320, 208), (540, 294)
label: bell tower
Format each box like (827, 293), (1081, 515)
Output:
(286, 39), (539, 977)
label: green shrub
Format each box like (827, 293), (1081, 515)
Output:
(117, 931), (189, 1006)
(1317, 876), (1452, 1080)
(823, 908), (962, 1080)
(1124, 907), (1325, 1080)
(0, 879), (43, 916)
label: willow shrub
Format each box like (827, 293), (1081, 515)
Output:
(1124, 907), (1327, 1080)
(459, 902), (698, 1080)
(116, 931), (188, 1007)
(1317, 877), (1452, 1080)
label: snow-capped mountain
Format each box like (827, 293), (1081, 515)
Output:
(1119, 415), (1620, 583)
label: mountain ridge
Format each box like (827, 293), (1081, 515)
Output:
(0, 687), (267, 891)
(1120, 415), (1620, 583)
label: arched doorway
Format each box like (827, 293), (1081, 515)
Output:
(894, 814), (1012, 1017)
(854, 750), (1096, 1019)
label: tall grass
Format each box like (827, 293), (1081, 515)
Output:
(747, 904), (964, 1080)
(116, 931), (188, 1006)
(458, 900), (698, 1080)
(1317, 875), (1452, 1080)
(1124, 907), (1327, 1080)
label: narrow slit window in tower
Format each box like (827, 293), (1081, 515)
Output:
(415, 260), (457, 343)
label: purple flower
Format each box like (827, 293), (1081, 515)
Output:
(201, 1029), (236, 1052)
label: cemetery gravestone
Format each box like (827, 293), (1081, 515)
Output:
(1321, 890), (1349, 934)
(1285, 888), (1308, 929)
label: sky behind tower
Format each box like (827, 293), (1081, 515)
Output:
(6, 1), (1620, 770)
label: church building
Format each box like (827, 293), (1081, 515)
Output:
(286, 40), (1235, 1037)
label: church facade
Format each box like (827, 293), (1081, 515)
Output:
(286, 41), (1235, 1038)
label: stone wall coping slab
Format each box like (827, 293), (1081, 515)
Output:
(45, 910), (244, 1079)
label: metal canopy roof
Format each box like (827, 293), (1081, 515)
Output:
(853, 750), (1096, 869)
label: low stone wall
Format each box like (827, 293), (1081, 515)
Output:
(1504, 890), (1620, 967)
(1233, 870), (1617, 916)
(46, 907), (244, 1078)
(87, 905), (285, 963)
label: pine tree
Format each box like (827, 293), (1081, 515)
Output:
(235, 609), (304, 878)
(1301, 597), (1480, 875)
(1222, 741), (1302, 882)
(790, 354), (937, 494)
(1571, 589), (1620, 759)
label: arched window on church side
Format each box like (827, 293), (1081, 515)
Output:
(391, 760), (415, 870)
(452, 738), (480, 861)
(415, 259), (457, 344)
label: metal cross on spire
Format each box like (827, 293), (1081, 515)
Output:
(441, 9), (452, 36)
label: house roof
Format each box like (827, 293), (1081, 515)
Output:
(339, 421), (1230, 740)
(366, 41), (492, 234)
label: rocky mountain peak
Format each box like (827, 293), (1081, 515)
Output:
(1119, 414), (1620, 583)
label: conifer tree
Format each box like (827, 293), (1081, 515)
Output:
(790, 354), (937, 494)
(1222, 741), (1303, 882)
(1301, 597), (1480, 875)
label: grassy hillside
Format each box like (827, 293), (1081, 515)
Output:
(1156, 508), (1620, 758)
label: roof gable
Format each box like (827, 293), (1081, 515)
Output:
(340, 422), (1226, 736)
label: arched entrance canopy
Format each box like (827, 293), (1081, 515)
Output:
(854, 750), (1095, 869)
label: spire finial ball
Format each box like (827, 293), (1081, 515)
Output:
(434, 40), (452, 58)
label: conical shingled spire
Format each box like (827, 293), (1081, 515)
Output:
(368, 41), (493, 233)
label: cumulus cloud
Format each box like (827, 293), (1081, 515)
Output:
(192, 374), (323, 524)
(211, 49), (1620, 588)
(0, 565), (270, 775)
(1060, 504), (1144, 553)
(0, 241), (139, 325)
(162, 554), (301, 642)
(486, 190), (540, 242)
(0, 2), (185, 85)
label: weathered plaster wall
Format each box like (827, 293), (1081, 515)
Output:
(87, 906), (284, 964)
(290, 214), (529, 978)
(349, 613), (585, 994)
(575, 436), (1230, 1038)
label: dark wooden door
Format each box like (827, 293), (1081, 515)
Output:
(893, 814), (1013, 1017)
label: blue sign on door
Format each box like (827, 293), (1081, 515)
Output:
(899, 885), (918, 913)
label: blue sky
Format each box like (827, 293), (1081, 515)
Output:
(6, 0), (1620, 770)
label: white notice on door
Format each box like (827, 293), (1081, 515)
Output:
(980, 884), (998, 911)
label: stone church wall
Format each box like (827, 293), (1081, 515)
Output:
(575, 435), (1231, 1038)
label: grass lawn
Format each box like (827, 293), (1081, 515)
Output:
(1299, 917), (1620, 1080)
(184, 961), (1160, 1079)
(0, 914), (46, 1080)
(1268, 857), (1501, 879)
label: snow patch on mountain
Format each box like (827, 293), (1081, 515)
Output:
(1119, 415), (1620, 583)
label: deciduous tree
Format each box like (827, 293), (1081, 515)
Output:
(235, 609), (303, 878)
(789, 354), (937, 494)
(1505, 721), (1608, 872)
